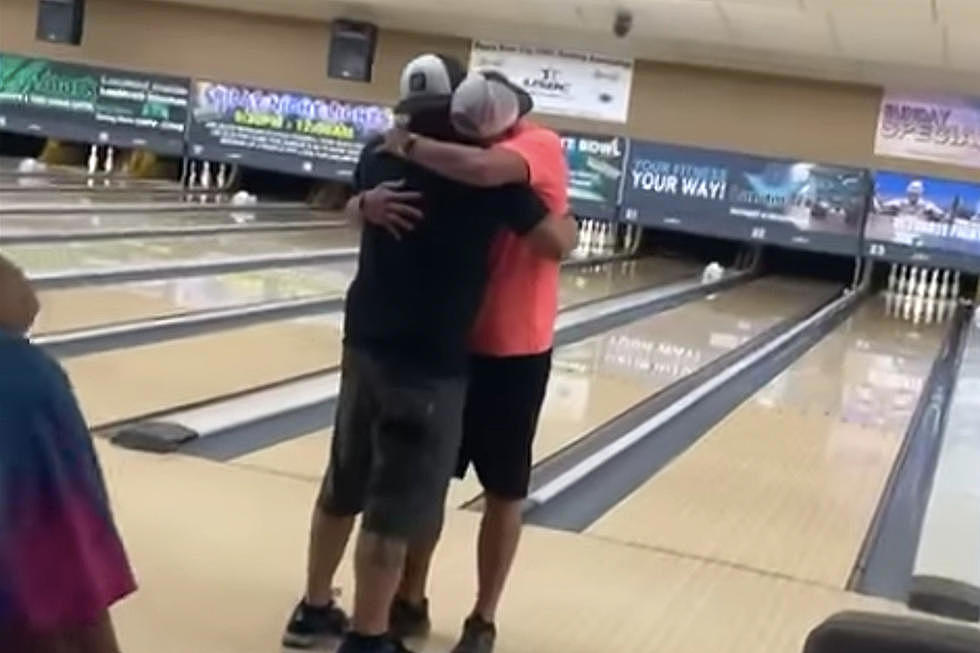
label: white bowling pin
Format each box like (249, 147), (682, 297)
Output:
(87, 145), (98, 175)
(580, 220), (593, 256)
(188, 161), (200, 188)
(888, 263), (898, 293)
(216, 163), (227, 190)
(940, 269), (950, 300)
(897, 265), (907, 295)
(103, 146), (114, 173)
(884, 289), (895, 317)
(952, 271), (961, 303)
(201, 161), (212, 189)
(928, 268), (939, 300)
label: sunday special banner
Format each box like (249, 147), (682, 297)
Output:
(559, 131), (627, 219)
(469, 41), (633, 124)
(187, 80), (393, 181)
(875, 91), (980, 169)
(0, 52), (189, 154)
(622, 140), (868, 256)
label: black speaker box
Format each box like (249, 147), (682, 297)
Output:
(36, 0), (86, 45)
(327, 19), (377, 83)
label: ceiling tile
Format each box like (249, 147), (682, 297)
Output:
(945, 26), (980, 72)
(723, 3), (836, 56)
(831, 9), (944, 67)
(936, 0), (980, 20)
(810, 0), (936, 21)
(630, 0), (732, 43)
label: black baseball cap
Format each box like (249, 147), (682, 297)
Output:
(395, 54), (468, 116)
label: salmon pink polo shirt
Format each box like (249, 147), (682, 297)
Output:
(468, 121), (570, 357)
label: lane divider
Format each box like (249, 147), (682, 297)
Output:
(1, 220), (347, 244)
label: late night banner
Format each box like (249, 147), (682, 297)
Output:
(0, 53), (189, 155)
(187, 80), (393, 181)
(621, 140), (869, 256)
(865, 171), (980, 272)
(559, 131), (626, 220)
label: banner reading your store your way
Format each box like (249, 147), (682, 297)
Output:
(469, 41), (633, 124)
(875, 91), (980, 170)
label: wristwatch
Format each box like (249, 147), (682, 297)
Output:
(402, 133), (419, 159)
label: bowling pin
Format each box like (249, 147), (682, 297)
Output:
(87, 145), (99, 175)
(202, 161), (212, 189)
(903, 268), (916, 321)
(103, 146), (114, 173)
(952, 271), (961, 304)
(216, 163), (227, 190)
(897, 265), (907, 295)
(188, 161), (200, 188)
(888, 263), (898, 294)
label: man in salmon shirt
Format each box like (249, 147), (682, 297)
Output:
(378, 71), (570, 653)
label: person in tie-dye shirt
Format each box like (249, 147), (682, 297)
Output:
(0, 255), (136, 652)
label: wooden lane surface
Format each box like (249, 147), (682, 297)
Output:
(67, 316), (343, 428)
(97, 439), (914, 653)
(6, 228), (360, 274)
(588, 299), (948, 588)
(33, 261), (358, 334)
(231, 277), (834, 509)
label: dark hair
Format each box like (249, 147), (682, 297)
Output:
(408, 107), (477, 144)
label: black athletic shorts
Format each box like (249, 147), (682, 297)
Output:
(318, 346), (467, 539)
(455, 350), (552, 499)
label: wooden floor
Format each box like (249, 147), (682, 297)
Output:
(589, 300), (947, 588)
(99, 440), (912, 653)
(230, 277), (833, 508)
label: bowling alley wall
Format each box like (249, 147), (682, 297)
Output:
(2, 0), (979, 184)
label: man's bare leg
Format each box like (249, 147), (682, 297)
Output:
(306, 507), (356, 606)
(350, 529), (408, 636)
(473, 494), (523, 622)
(398, 523), (442, 606)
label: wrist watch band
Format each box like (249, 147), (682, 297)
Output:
(403, 134), (419, 158)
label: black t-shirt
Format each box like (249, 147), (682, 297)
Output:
(344, 137), (548, 376)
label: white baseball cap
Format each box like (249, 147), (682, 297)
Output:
(396, 54), (467, 117)
(451, 71), (533, 140)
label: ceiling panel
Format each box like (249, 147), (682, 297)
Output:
(631, 0), (732, 43)
(830, 8), (945, 67)
(723, 3), (836, 56)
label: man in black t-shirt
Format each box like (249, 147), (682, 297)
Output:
(283, 54), (577, 653)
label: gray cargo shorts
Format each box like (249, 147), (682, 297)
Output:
(317, 346), (467, 539)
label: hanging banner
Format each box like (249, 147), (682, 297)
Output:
(864, 170), (980, 272)
(874, 91), (980, 169)
(469, 41), (633, 124)
(559, 131), (626, 220)
(187, 80), (393, 181)
(0, 52), (189, 154)
(621, 140), (869, 256)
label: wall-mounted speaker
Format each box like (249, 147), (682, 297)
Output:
(36, 0), (86, 45)
(327, 19), (377, 83)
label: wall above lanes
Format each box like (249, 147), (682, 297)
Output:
(2, 0), (980, 184)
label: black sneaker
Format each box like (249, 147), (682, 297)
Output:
(337, 634), (417, 653)
(282, 599), (350, 649)
(451, 615), (496, 653)
(389, 597), (431, 640)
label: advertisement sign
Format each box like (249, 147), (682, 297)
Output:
(187, 80), (393, 181)
(621, 140), (868, 255)
(864, 171), (980, 271)
(469, 41), (633, 124)
(875, 91), (980, 170)
(0, 52), (189, 154)
(559, 131), (626, 219)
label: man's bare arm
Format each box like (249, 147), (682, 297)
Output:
(522, 214), (579, 261)
(380, 129), (529, 187)
(345, 180), (424, 239)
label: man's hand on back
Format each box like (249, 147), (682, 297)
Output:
(357, 179), (424, 240)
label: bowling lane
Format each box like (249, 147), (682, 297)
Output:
(558, 256), (701, 308)
(231, 277), (835, 503)
(33, 261), (358, 334)
(5, 228), (359, 275)
(68, 315), (343, 428)
(1, 208), (335, 236)
(0, 189), (199, 205)
(589, 299), (947, 587)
